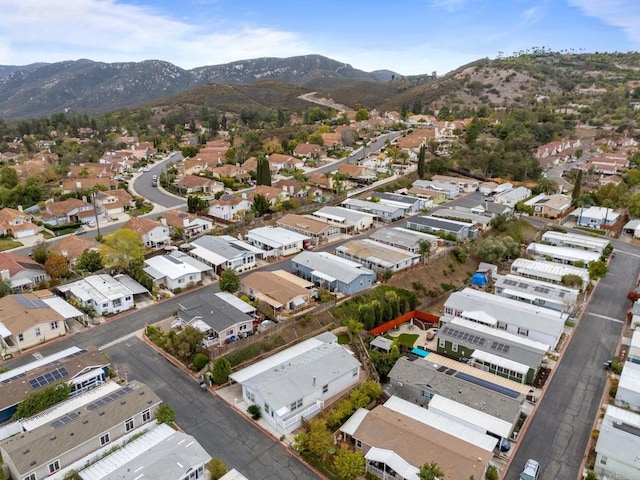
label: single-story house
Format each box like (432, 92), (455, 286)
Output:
(229, 333), (361, 433)
(526, 243), (601, 267)
(368, 227), (438, 254)
(541, 231), (610, 254)
(123, 217), (170, 248)
(276, 214), (341, 245)
(244, 226), (310, 258)
(510, 258), (590, 291)
(494, 274), (579, 313)
(405, 215), (474, 240)
(335, 239), (420, 272)
(342, 198), (405, 222)
(163, 210), (213, 238)
(56, 274), (135, 315)
(176, 174), (224, 194)
(291, 251), (376, 295)
(494, 186), (532, 207)
(594, 405), (640, 480)
(0, 252), (50, 292)
(571, 206), (621, 229)
(188, 235), (256, 274)
(411, 179), (459, 199)
(240, 270), (314, 315)
(41, 198), (95, 226)
(431, 174), (479, 193)
(49, 235), (99, 267)
(143, 252), (211, 291)
(374, 192), (427, 213)
(310, 206), (375, 233)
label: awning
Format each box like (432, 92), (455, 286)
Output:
(311, 270), (336, 283)
(42, 296), (84, 319)
(190, 319), (213, 333)
(472, 349), (530, 375)
(292, 296), (306, 307)
(114, 274), (149, 294)
(0, 321), (12, 338)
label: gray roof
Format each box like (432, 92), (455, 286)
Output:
(437, 317), (549, 369)
(0, 381), (161, 477)
(291, 251), (376, 284)
(594, 405), (640, 469)
(242, 342), (361, 410)
(313, 206), (375, 223)
(177, 293), (252, 332)
(79, 424), (210, 480)
(495, 274), (579, 308)
(387, 356), (523, 424)
(375, 192), (422, 207)
(407, 215), (469, 233)
(190, 235), (252, 261)
(431, 208), (491, 226)
(343, 198), (403, 214)
(448, 193), (511, 214)
(113, 274), (149, 295)
(369, 227), (437, 250)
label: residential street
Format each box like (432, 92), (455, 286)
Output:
(132, 151), (187, 208)
(503, 248), (640, 479)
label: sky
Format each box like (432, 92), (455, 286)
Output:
(0, 0), (639, 75)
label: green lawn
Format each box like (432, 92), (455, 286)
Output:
(337, 333), (350, 345)
(0, 238), (23, 251)
(385, 333), (419, 349)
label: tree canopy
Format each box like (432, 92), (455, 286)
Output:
(101, 228), (145, 271)
(219, 270), (240, 293)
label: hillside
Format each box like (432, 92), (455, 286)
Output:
(0, 55), (398, 120)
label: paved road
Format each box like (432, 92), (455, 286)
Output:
(504, 249), (640, 479)
(133, 152), (186, 208)
(105, 338), (319, 480)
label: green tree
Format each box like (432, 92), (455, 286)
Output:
(625, 168), (640, 187)
(247, 404), (262, 420)
(571, 169), (583, 206)
(485, 465), (499, 480)
(355, 108), (369, 121)
(417, 143), (426, 179)
(13, 383), (72, 419)
(212, 357), (232, 384)
(101, 228), (145, 271)
(0, 279), (11, 298)
(155, 403), (176, 425)
(256, 156), (272, 186)
(0, 166), (19, 188)
(588, 260), (608, 280)
(75, 249), (103, 273)
(45, 254), (70, 279)
(252, 193), (270, 217)
(474, 236), (520, 263)
(418, 239), (432, 265)
(333, 449), (366, 480)
(630, 192), (640, 218)
(307, 419), (333, 459)
(187, 195), (208, 214)
(207, 458), (227, 480)
(419, 461), (445, 480)
(219, 270), (240, 293)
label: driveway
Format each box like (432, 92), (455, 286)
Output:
(104, 337), (320, 480)
(503, 251), (640, 479)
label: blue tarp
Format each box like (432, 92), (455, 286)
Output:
(411, 348), (429, 358)
(471, 272), (487, 286)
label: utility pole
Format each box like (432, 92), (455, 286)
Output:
(91, 191), (101, 237)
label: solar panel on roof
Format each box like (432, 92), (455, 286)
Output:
(164, 255), (183, 265)
(436, 365), (448, 372)
(50, 411), (79, 429)
(445, 368), (457, 375)
(14, 294), (48, 309)
(28, 367), (69, 389)
(86, 386), (133, 410)
(455, 371), (520, 398)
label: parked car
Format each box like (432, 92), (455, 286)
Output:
(519, 459), (540, 480)
(86, 220), (96, 227)
(74, 229), (87, 235)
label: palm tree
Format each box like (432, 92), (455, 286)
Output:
(418, 239), (432, 265)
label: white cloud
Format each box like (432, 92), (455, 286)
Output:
(430, 0), (468, 11)
(0, 0), (309, 67)
(522, 6), (543, 24)
(569, 0), (640, 45)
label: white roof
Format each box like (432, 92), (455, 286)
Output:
(229, 336), (326, 384)
(41, 296), (84, 319)
(618, 361), (640, 394)
(144, 255), (202, 280)
(340, 407), (369, 436)
(189, 245), (227, 266)
(313, 206), (376, 224)
(511, 258), (590, 284)
(471, 349), (530, 375)
(595, 405), (640, 468)
(428, 394), (513, 439)
(365, 447), (420, 480)
(382, 396), (497, 452)
(21, 382), (121, 431)
(541, 231), (610, 251)
(311, 270), (336, 282)
(0, 346), (84, 383)
(245, 226), (309, 247)
(449, 317), (550, 352)
(461, 310), (498, 326)
(214, 292), (256, 314)
(343, 198), (403, 214)
(526, 243), (600, 263)
(630, 330), (640, 361)
(57, 274), (134, 303)
(576, 205), (620, 221)
(220, 469), (250, 480)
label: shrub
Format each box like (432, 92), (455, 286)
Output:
(13, 383), (72, 419)
(611, 356), (623, 375)
(485, 465), (499, 480)
(155, 403), (176, 425)
(207, 458), (227, 480)
(212, 357), (232, 384)
(247, 404), (262, 420)
(191, 353), (210, 371)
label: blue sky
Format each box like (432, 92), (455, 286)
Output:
(0, 0), (639, 75)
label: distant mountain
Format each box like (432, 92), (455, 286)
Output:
(0, 54), (400, 120)
(0, 63), (48, 79)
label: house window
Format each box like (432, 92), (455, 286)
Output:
(496, 322), (507, 330)
(178, 278), (185, 284)
(23, 474), (36, 480)
(48, 460), (60, 475)
(51, 321), (58, 330)
(100, 433), (110, 446)
(290, 398), (303, 411)
(352, 368), (358, 377)
(600, 456), (607, 465)
(18, 333), (24, 342)
(322, 384), (328, 394)
(35, 327), (41, 337)
(113, 298), (122, 307)
(142, 409), (150, 422)
(420, 390), (433, 400)
(438, 338), (445, 348)
(517, 327), (529, 337)
(452, 343), (458, 352)
(246, 391), (255, 403)
(125, 296), (131, 301)
(355, 439), (362, 448)
(102, 303), (108, 309)
(125, 417), (134, 432)
(264, 404), (270, 415)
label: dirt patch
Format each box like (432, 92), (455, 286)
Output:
(385, 250), (480, 314)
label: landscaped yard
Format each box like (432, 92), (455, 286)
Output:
(0, 238), (23, 251)
(386, 333), (419, 349)
(337, 333), (350, 345)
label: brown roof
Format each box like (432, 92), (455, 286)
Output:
(61, 178), (115, 192)
(68, 163), (110, 178)
(177, 174), (218, 188)
(212, 164), (244, 178)
(250, 185), (285, 202)
(212, 194), (247, 206)
(267, 153), (295, 165)
(0, 252), (44, 276)
(182, 158), (214, 174)
(123, 217), (163, 235)
(293, 143), (322, 155)
(241, 271), (311, 307)
(352, 406), (489, 480)
(49, 235), (99, 262)
(307, 172), (333, 188)
(45, 198), (92, 217)
(0, 208), (34, 231)
(164, 209), (197, 228)
(277, 214), (334, 235)
(0, 293), (64, 336)
(0, 346), (107, 411)
(321, 132), (342, 147)
(95, 188), (133, 209)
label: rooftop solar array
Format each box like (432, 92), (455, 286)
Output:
(50, 411), (79, 429)
(14, 294), (48, 309)
(441, 326), (486, 347)
(490, 341), (511, 354)
(455, 371), (520, 398)
(86, 386), (133, 411)
(28, 367), (69, 389)
(534, 286), (550, 294)
(164, 255), (183, 265)
(1, 372), (25, 384)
